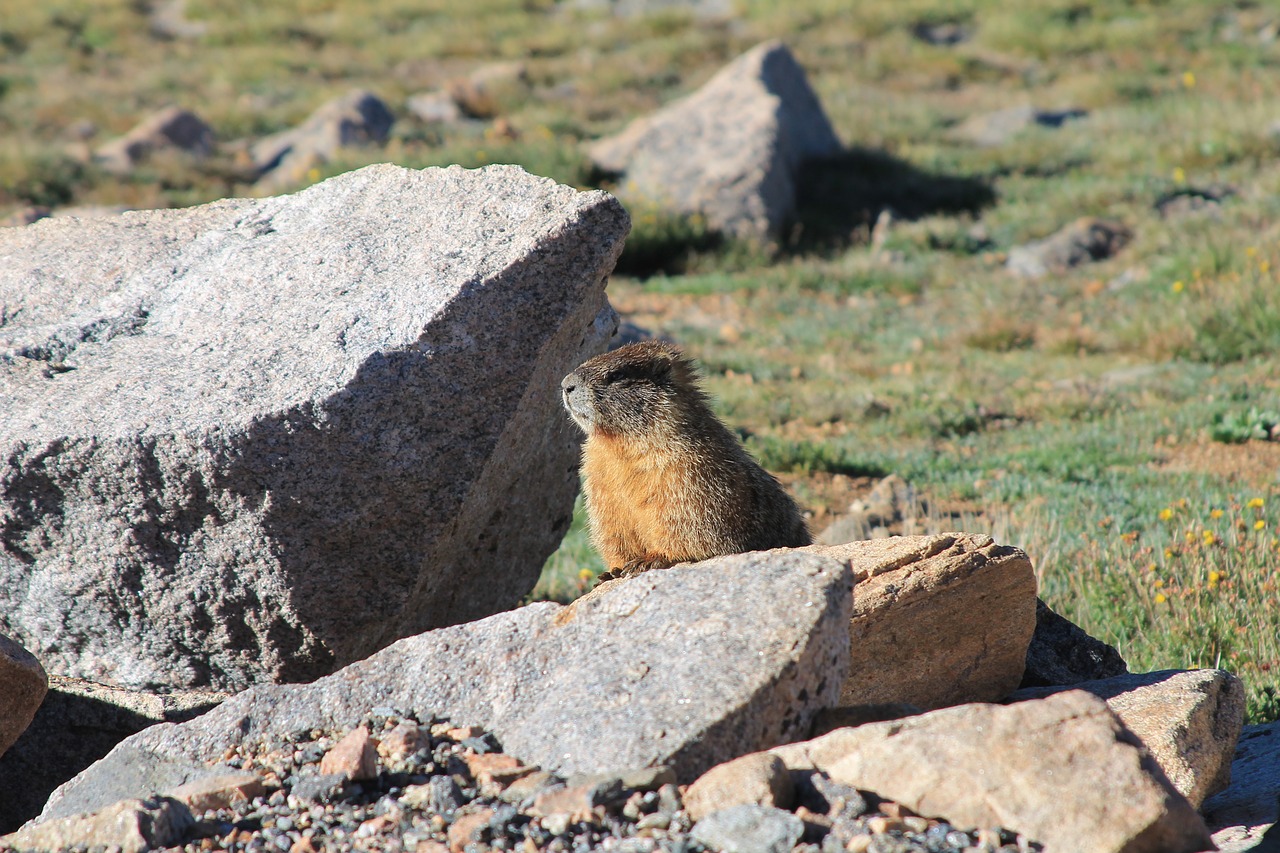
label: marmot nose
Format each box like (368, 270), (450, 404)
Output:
(561, 373), (579, 394)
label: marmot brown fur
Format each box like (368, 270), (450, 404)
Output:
(561, 340), (811, 582)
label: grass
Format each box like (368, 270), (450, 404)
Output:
(3, 0), (1279, 722)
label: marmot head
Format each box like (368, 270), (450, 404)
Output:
(561, 340), (705, 437)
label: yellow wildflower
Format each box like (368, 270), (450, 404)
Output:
(1153, 578), (1165, 588)
(1203, 530), (1217, 545)
(1155, 593), (1167, 604)
(1210, 508), (1224, 519)
(1209, 571), (1222, 583)
(1172, 166), (1186, 183)
(1172, 281), (1185, 293)
(1247, 247), (1258, 258)
(1182, 71), (1196, 87)
(1262, 260), (1272, 274)
(1158, 508), (1173, 521)
(1247, 497), (1265, 509)
(1256, 520), (1268, 531)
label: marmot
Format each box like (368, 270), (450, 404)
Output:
(561, 340), (811, 582)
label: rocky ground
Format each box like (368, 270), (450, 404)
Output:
(68, 712), (1040, 853)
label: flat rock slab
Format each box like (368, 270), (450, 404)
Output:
(0, 631), (46, 759)
(803, 534), (1037, 709)
(40, 550), (852, 821)
(587, 40), (841, 242)
(771, 690), (1214, 853)
(1203, 722), (1280, 852)
(1011, 668), (1244, 808)
(0, 675), (226, 833)
(1, 163), (628, 691)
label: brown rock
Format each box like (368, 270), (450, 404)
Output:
(684, 753), (794, 821)
(166, 771), (265, 812)
(497, 770), (562, 804)
(1021, 598), (1128, 688)
(804, 533), (1036, 709)
(378, 720), (427, 762)
(461, 751), (534, 787)
(530, 783), (598, 818)
(445, 725), (485, 741)
(319, 726), (378, 781)
(0, 631), (47, 760)
(447, 807), (494, 852)
(0, 796), (193, 853)
(1011, 668), (1244, 808)
(771, 690), (1214, 853)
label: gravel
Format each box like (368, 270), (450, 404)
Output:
(159, 711), (1042, 853)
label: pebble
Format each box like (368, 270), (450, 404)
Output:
(158, 710), (1039, 853)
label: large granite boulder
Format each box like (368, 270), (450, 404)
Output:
(0, 163), (628, 691)
(38, 550), (853, 820)
(587, 40), (841, 243)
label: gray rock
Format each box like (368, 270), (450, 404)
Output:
(1007, 216), (1131, 279)
(0, 675), (225, 833)
(950, 105), (1087, 147)
(94, 106), (215, 173)
(147, 0), (208, 39)
(0, 632), (46, 760)
(587, 40), (841, 243)
(691, 804), (804, 853)
(251, 89), (394, 184)
(1203, 722), (1280, 852)
(1, 796), (193, 853)
(406, 90), (467, 125)
(0, 163), (628, 691)
(1021, 598), (1128, 688)
(1011, 669), (1245, 809)
(39, 549), (851, 820)
(817, 474), (924, 543)
(772, 690), (1215, 853)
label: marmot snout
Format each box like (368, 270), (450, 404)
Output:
(562, 340), (811, 581)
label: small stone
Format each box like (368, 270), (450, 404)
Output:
(497, 770), (562, 804)
(865, 816), (901, 834)
(461, 751), (532, 785)
(691, 804), (805, 853)
(319, 726), (379, 781)
(166, 772), (265, 812)
(903, 816), (930, 833)
(290, 772), (347, 803)
(542, 812), (572, 836)
(378, 721), (428, 762)
(446, 726), (485, 742)
(685, 753), (794, 821)
(447, 808), (493, 853)
(402, 776), (466, 814)
(844, 836), (871, 853)
(531, 784), (597, 818)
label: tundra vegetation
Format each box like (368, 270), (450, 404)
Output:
(2, 0), (1277, 721)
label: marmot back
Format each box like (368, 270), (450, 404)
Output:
(561, 340), (810, 580)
